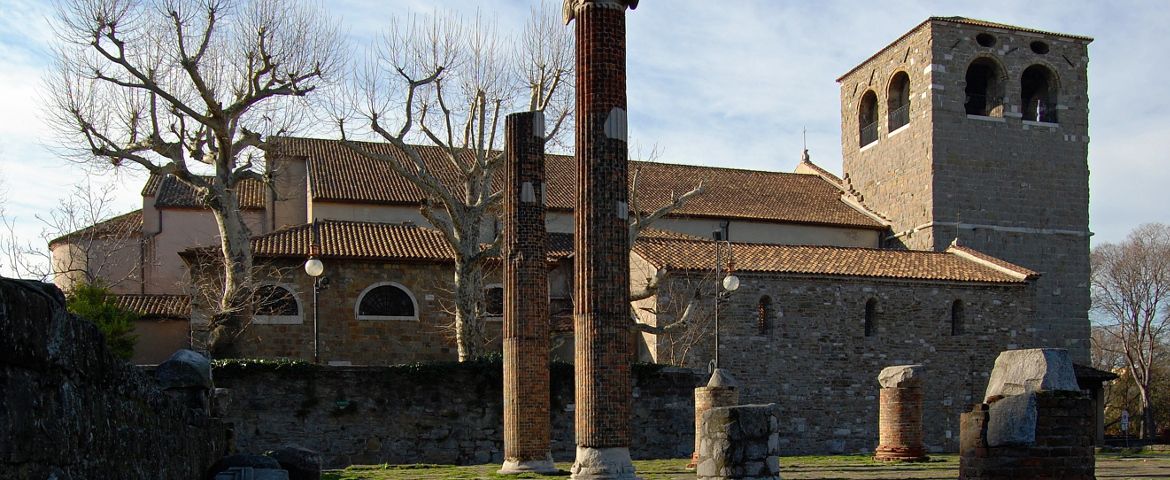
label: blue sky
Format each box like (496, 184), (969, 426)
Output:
(2, 0), (1167, 276)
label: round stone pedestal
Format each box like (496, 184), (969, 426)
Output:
(571, 446), (636, 480)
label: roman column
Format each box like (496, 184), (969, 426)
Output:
(565, 1), (639, 478)
(500, 111), (555, 474)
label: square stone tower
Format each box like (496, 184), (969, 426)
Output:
(839, 17), (1092, 362)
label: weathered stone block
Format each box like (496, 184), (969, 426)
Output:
(697, 404), (780, 480)
(983, 349), (1078, 402)
(877, 364), (924, 389)
(157, 349), (213, 390)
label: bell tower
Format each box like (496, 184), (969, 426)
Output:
(839, 17), (1093, 361)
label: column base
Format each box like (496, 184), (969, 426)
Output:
(874, 445), (929, 462)
(499, 453), (558, 475)
(571, 446), (637, 479)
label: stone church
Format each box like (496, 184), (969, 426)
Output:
(51, 17), (1095, 454)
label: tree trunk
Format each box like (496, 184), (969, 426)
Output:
(205, 183), (254, 358)
(1139, 383), (1158, 440)
(453, 259), (486, 361)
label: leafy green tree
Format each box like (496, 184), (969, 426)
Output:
(66, 282), (138, 360)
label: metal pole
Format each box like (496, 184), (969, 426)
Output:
(313, 277), (320, 364)
(714, 241), (722, 370)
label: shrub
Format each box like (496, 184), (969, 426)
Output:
(66, 282), (138, 359)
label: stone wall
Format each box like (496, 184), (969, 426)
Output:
(648, 271), (1036, 454)
(839, 18), (1092, 362)
(204, 258), (506, 365)
(214, 361), (703, 468)
(0, 279), (226, 479)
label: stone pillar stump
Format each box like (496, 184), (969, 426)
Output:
(689, 369), (739, 469)
(874, 364), (928, 462)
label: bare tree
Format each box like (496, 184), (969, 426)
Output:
(336, 4), (701, 361)
(1092, 223), (1170, 439)
(334, 4), (571, 361)
(1, 177), (138, 286)
(47, 0), (343, 356)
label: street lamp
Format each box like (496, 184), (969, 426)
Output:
(712, 236), (740, 371)
(305, 244), (324, 364)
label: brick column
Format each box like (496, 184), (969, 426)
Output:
(499, 111), (555, 475)
(874, 365), (928, 462)
(565, 1), (638, 478)
(688, 369), (739, 469)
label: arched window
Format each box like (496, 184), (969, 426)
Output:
(1021, 65), (1058, 122)
(757, 296), (773, 336)
(864, 298), (878, 337)
(858, 90), (879, 147)
(355, 282), (419, 320)
(252, 284), (301, 325)
(484, 284), (504, 318)
(887, 72), (911, 131)
(965, 58), (1005, 117)
(951, 300), (965, 336)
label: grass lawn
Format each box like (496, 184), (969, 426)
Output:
(323, 452), (1170, 480)
(321, 455), (955, 479)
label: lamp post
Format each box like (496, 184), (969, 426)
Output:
(712, 237), (740, 371)
(304, 245), (324, 364)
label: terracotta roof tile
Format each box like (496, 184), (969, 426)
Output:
(272, 137), (885, 230)
(154, 175), (264, 210)
(239, 219), (575, 266)
(113, 294), (190, 319)
(633, 237), (1030, 284)
(49, 210), (142, 247)
(947, 243), (1039, 280)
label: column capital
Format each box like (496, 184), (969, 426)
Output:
(563, 0), (639, 25)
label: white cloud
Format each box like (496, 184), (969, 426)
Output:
(0, 0), (1164, 257)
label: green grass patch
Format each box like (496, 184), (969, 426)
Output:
(322, 455), (962, 479)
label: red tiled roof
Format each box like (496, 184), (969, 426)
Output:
(239, 220), (575, 265)
(271, 137), (886, 230)
(113, 294), (190, 319)
(633, 237), (1031, 284)
(49, 210), (142, 247)
(154, 175), (264, 210)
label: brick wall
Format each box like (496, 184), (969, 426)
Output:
(214, 362), (703, 468)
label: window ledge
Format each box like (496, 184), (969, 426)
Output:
(1022, 120), (1060, 128)
(357, 315), (419, 321)
(966, 114), (1006, 123)
(253, 315), (303, 325)
(888, 123), (910, 138)
(859, 139), (879, 152)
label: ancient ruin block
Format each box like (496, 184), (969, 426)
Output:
(566, 1), (639, 478)
(689, 369), (740, 469)
(874, 364), (927, 462)
(959, 348), (1095, 480)
(696, 404), (781, 480)
(499, 110), (556, 475)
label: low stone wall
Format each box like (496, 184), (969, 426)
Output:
(214, 361), (703, 468)
(0, 279), (227, 479)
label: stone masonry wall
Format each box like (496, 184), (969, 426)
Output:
(221, 258), (505, 365)
(652, 271), (1037, 454)
(215, 362), (703, 468)
(839, 19), (1092, 362)
(0, 279), (226, 479)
